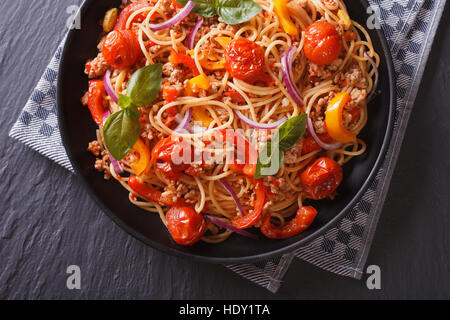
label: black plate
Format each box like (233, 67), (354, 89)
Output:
(57, 0), (395, 264)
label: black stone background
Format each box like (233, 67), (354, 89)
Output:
(0, 0), (449, 299)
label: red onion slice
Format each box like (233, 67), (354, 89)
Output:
(104, 70), (118, 104)
(281, 46), (304, 107)
(306, 117), (342, 151)
(205, 215), (259, 240)
(220, 178), (245, 217)
(149, 1), (195, 31)
(235, 110), (287, 130)
(188, 18), (204, 50)
(103, 111), (124, 174)
(364, 52), (379, 103)
(174, 108), (192, 133)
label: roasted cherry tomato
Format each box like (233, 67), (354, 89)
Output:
(304, 21), (342, 66)
(261, 206), (317, 239)
(87, 80), (105, 126)
(300, 157), (343, 200)
(166, 207), (207, 246)
(114, 0), (153, 30)
(151, 136), (190, 180)
(301, 133), (335, 155)
(225, 38), (265, 82)
(102, 29), (142, 69)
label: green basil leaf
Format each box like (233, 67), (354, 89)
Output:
(254, 114), (307, 179)
(176, 0), (217, 17)
(216, 0), (262, 25)
(103, 109), (141, 160)
(254, 142), (284, 179)
(126, 64), (162, 107)
(276, 114), (307, 151)
(118, 94), (133, 109)
(118, 94), (140, 119)
(125, 105), (141, 120)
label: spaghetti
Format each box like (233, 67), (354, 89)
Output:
(82, 0), (380, 246)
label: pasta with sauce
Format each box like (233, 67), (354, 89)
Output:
(82, 0), (379, 246)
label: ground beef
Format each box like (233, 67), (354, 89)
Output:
(349, 87), (367, 106)
(94, 150), (111, 180)
(334, 64), (367, 89)
(81, 91), (89, 106)
(250, 129), (272, 153)
(85, 53), (109, 79)
(162, 180), (200, 205)
(308, 59), (342, 80)
(162, 62), (188, 85)
(87, 140), (101, 157)
(284, 139), (304, 164)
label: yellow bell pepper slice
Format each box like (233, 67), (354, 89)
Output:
(200, 59), (226, 71)
(192, 107), (214, 127)
(215, 36), (232, 48)
(338, 10), (351, 30)
(274, 0), (299, 36)
(129, 138), (151, 176)
(325, 92), (357, 143)
(185, 73), (210, 96)
(197, 37), (232, 71)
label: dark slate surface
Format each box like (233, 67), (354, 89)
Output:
(0, 0), (449, 300)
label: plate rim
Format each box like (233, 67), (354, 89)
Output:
(57, 0), (396, 264)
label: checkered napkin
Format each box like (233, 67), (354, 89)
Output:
(9, 0), (445, 293)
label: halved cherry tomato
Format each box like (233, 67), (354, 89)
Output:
(231, 181), (266, 229)
(169, 49), (200, 76)
(128, 175), (188, 207)
(102, 29), (142, 69)
(87, 80), (105, 126)
(300, 157), (343, 200)
(166, 207), (207, 246)
(301, 133), (335, 155)
(260, 206), (317, 239)
(114, 0), (154, 30)
(225, 39), (265, 82)
(151, 136), (190, 180)
(304, 21), (342, 66)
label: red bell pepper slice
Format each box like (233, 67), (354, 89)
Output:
(87, 80), (105, 126)
(128, 175), (187, 207)
(231, 181), (266, 229)
(169, 49), (200, 76)
(260, 206), (317, 239)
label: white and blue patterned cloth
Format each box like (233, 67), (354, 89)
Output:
(9, 0), (445, 293)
